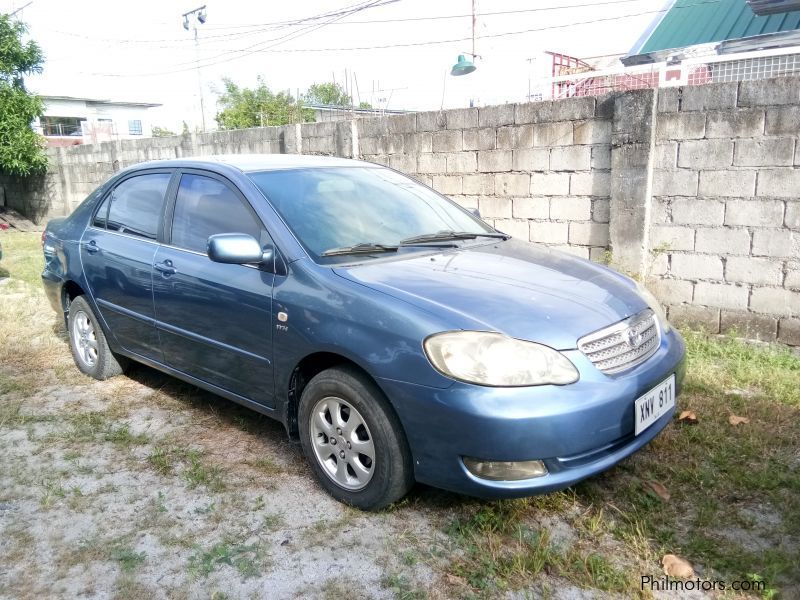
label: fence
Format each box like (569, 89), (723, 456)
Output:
(548, 47), (800, 99)
(2, 77), (799, 345)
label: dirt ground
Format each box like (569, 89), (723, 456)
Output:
(1, 231), (797, 599)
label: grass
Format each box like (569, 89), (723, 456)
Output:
(188, 538), (266, 579)
(146, 445), (227, 491)
(440, 330), (800, 597)
(110, 546), (146, 573)
(0, 230), (43, 289)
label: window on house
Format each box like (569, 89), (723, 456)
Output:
(128, 120), (143, 135)
(40, 116), (84, 137)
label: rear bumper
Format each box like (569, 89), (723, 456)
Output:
(379, 328), (686, 498)
(42, 269), (64, 314)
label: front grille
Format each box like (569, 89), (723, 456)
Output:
(578, 309), (660, 374)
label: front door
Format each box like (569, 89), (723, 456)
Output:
(79, 171), (173, 360)
(152, 172), (275, 405)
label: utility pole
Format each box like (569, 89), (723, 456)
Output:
(8, 1), (33, 17)
(182, 5), (207, 132)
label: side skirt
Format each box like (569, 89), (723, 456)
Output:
(115, 348), (283, 424)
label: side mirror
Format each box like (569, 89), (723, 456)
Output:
(469, 207), (481, 218)
(207, 233), (273, 265)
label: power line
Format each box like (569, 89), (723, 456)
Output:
(196, 0), (653, 32)
(42, 0), (655, 46)
(44, 0), (401, 45)
(76, 1), (721, 78)
(49, 0), (400, 68)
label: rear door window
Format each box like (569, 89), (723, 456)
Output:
(170, 173), (264, 254)
(105, 173), (171, 240)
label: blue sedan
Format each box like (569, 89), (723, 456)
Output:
(42, 155), (685, 510)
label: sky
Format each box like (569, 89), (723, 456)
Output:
(3, 0), (669, 131)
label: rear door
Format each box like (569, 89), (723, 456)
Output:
(152, 171), (275, 405)
(80, 171), (173, 360)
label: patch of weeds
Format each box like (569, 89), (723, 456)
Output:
(682, 328), (800, 406)
(0, 375), (35, 399)
(563, 551), (632, 592)
(47, 411), (108, 444)
(194, 502), (216, 514)
(40, 478), (66, 508)
(111, 546), (146, 573)
(245, 456), (283, 476)
(104, 424), (149, 447)
(301, 509), (358, 547)
(114, 574), (152, 600)
(184, 449), (226, 492)
(381, 573), (427, 600)
(188, 538), (266, 579)
(148, 446), (176, 475)
(261, 512), (285, 531)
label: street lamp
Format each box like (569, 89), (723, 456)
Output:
(450, 0), (478, 76)
(182, 5), (208, 131)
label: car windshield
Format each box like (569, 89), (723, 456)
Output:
(248, 166), (497, 262)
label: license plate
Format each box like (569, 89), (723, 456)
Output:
(634, 374), (676, 436)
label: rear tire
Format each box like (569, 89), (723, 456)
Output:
(67, 295), (128, 380)
(299, 365), (414, 511)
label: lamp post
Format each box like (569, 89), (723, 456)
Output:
(182, 5), (207, 132)
(451, 0), (478, 76)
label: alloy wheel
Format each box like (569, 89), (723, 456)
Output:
(72, 310), (98, 368)
(309, 396), (376, 490)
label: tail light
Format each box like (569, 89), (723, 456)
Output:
(41, 230), (47, 246)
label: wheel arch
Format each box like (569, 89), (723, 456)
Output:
(62, 280), (86, 310)
(285, 351), (402, 441)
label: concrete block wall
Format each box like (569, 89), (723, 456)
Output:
(650, 80), (800, 345)
(3, 77), (799, 344)
(358, 97), (613, 260)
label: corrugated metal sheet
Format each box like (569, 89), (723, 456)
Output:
(639, 0), (800, 54)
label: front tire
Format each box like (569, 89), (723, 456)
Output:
(299, 366), (414, 511)
(67, 295), (128, 380)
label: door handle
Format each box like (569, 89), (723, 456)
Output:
(84, 240), (99, 254)
(154, 260), (177, 275)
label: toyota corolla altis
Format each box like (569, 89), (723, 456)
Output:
(42, 154), (685, 510)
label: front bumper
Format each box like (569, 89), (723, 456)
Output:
(379, 328), (686, 498)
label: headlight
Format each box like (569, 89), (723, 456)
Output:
(636, 281), (671, 333)
(424, 331), (579, 387)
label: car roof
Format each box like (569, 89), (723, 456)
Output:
(122, 154), (378, 174)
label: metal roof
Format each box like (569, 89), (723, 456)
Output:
(41, 95), (162, 108)
(633, 0), (800, 55)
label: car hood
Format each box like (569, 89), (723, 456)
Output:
(333, 239), (647, 349)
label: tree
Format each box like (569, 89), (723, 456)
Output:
(0, 15), (46, 177)
(304, 81), (372, 109)
(151, 126), (176, 137)
(215, 77), (314, 130)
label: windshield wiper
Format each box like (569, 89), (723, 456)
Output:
(399, 230), (508, 245)
(321, 243), (400, 257)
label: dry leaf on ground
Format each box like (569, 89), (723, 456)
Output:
(662, 554), (695, 578)
(728, 414), (750, 426)
(646, 481), (671, 502)
(677, 410), (698, 424)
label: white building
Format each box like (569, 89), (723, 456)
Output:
(34, 96), (162, 147)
